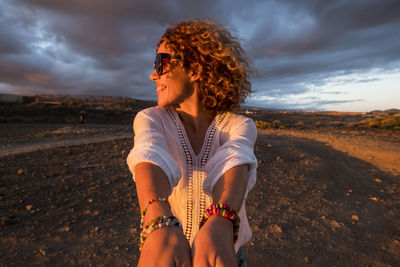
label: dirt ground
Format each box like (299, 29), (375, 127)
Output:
(1, 121), (399, 266)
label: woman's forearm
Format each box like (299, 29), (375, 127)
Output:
(134, 162), (173, 224)
(211, 164), (249, 210)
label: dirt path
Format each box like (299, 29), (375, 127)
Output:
(0, 133), (132, 157)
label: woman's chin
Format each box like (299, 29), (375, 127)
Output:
(157, 100), (166, 108)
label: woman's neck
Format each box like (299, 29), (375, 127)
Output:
(174, 103), (216, 133)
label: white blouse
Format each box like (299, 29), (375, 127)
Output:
(127, 106), (258, 252)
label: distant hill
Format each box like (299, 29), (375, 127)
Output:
(0, 93), (157, 124)
(369, 109), (400, 115)
(1, 93), (399, 129)
(0, 93), (25, 104)
(0, 93), (156, 105)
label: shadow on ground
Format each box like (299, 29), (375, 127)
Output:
(245, 134), (400, 266)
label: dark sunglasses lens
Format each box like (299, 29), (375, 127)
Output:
(154, 54), (163, 76)
(154, 53), (174, 76)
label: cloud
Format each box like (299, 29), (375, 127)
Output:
(243, 0), (400, 97)
(0, 0), (399, 110)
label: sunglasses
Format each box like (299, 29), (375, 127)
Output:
(153, 53), (181, 76)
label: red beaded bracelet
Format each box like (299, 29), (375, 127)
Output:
(199, 203), (240, 243)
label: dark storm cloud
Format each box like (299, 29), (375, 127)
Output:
(0, 0), (399, 109)
(14, 0), (230, 58)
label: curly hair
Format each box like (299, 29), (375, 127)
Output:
(158, 19), (253, 112)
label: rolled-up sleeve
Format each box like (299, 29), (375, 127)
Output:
(126, 108), (181, 194)
(203, 117), (258, 198)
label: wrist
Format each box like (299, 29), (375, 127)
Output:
(205, 215), (234, 234)
(200, 203), (240, 243)
(140, 214), (182, 251)
(144, 201), (172, 225)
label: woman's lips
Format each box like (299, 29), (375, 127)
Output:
(156, 85), (166, 96)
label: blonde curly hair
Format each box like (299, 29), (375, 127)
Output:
(158, 19), (253, 112)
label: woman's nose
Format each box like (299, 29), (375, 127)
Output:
(150, 69), (159, 81)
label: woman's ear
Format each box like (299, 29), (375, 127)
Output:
(188, 63), (202, 83)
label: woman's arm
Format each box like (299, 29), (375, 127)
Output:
(127, 109), (191, 266)
(193, 116), (257, 267)
(192, 164), (249, 267)
(135, 162), (171, 213)
(135, 162), (192, 267)
(212, 164), (249, 211)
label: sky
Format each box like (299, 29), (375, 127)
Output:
(1, 0), (399, 112)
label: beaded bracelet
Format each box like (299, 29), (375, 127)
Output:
(143, 215), (176, 230)
(140, 197), (168, 229)
(139, 215), (182, 251)
(199, 203), (240, 243)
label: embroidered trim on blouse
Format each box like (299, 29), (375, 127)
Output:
(166, 107), (194, 239)
(198, 112), (226, 225)
(166, 106), (226, 241)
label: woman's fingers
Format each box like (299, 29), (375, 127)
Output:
(175, 255), (193, 267)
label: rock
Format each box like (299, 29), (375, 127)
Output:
(370, 197), (378, 201)
(39, 249), (46, 256)
(17, 169), (23, 174)
(330, 220), (341, 229)
(268, 224), (282, 235)
(351, 215), (359, 221)
(374, 178), (383, 183)
(26, 205), (32, 211)
(60, 226), (70, 232)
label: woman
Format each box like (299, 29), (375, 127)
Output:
(127, 19), (257, 267)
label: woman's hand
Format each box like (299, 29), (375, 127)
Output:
(138, 225), (192, 267)
(192, 215), (237, 267)
(191, 164), (249, 266)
